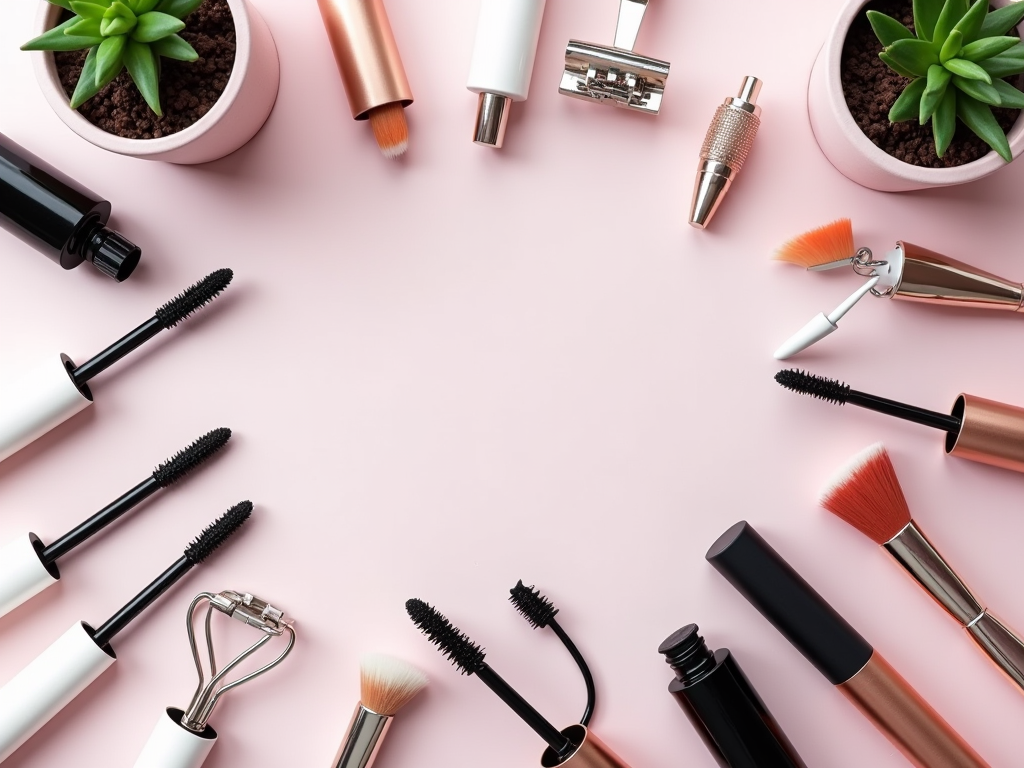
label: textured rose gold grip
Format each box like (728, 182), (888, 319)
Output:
(316, 0), (413, 120)
(838, 653), (989, 768)
(700, 106), (759, 169)
(946, 394), (1024, 473)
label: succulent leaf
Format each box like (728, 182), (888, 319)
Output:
(124, 38), (162, 115)
(953, 74), (1002, 103)
(952, 0), (989, 43)
(914, 0), (945, 40)
(957, 92), (1012, 160)
(69, 44), (122, 107)
(21, 17), (102, 50)
(69, 2), (109, 19)
(47, 0), (76, 9)
(151, 33), (198, 60)
(992, 77), (1024, 107)
(945, 57), (993, 80)
(921, 65), (952, 121)
(885, 38), (941, 76)
(889, 77), (928, 122)
(66, 17), (103, 37)
(100, 2), (137, 36)
(131, 11), (185, 42)
(940, 29), (963, 61)
(154, 0), (203, 19)
(980, 53), (1024, 77)
(879, 51), (920, 78)
(998, 41), (1024, 58)
(933, 86), (957, 155)
(868, 11), (914, 45)
(979, 2), (1024, 38)
(134, 0), (161, 11)
(960, 36), (1020, 61)
(95, 33), (126, 84)
(934, 0), (969, 44)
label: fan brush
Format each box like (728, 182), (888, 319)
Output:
(0, 501), (251, 763)
(0, 269), (234, 466)
(0, 428), (231, 620)
(509, 581), (596, 726)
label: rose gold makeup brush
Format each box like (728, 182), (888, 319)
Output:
(329, 654), (428, 768)
(820, 443), (1024, 694)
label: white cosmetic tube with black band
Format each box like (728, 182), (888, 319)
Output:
(133, 708), (217, 768)
(0, 534), (58, 618)
(466, 0), (547, 147)
(0, 354), (91, 464)
(0, 622), (114, 763)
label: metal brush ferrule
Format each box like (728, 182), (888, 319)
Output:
(331, 704), (392, 768)
(884, 522), (983, 626)
(965, 612), (1024, 690)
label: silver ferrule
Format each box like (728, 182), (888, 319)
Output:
(331, 704), (392, 768)
(966, 612), (1024, 690)
(884, 522), (983, 626)
(728, 76), (762, 115)
(473, 92), (512, 148)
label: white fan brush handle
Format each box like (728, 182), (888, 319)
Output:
(0, 355), (90, 464)
(133, 708), (218, 768)
(774, 277), (880, 360)
(0, 535), (57, 619)
(0, 622), (114, 763)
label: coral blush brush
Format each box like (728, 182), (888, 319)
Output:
(0, 269), (232, 465)
(821, 444), (1024, 694)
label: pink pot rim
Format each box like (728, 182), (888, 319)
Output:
(31, 0), (253, 156)
(822, 0), (1024, 184)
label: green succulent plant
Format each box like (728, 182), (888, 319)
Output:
(869, 0), (1024, 161)
(22, 0), (205, 117)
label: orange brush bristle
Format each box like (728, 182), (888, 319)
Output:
(775, 219), (855, 269)
(367, 103), (409, 160)
(819, 443), (912, 545)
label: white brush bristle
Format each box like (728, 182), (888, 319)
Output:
(359, 654), (428, 716)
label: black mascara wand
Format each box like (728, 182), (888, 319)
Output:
(775, 369), (962, 435)
(41, 428), (232, 565)
(406, 598), (575, 761)
(509, 581), (596, 726)
(71, 268), (233, 388)
(91, 501), (252, 648)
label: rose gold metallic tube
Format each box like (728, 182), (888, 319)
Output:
(540, 726), (632, 768)
(838, 652), (988, 768)
(945, 394), (1024, 472)
(316, 0), (413, 120)
(892, 242), (1024, 311)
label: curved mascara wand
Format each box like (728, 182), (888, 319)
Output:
(509, 581), (596, 726)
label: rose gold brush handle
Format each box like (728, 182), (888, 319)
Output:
(886, 522), (1024, 692)
(893, 242), (1024, 311)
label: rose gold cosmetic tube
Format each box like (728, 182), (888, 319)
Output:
(945, 394), (1024, 473)
(891, 242), (1024, 311)
(839, 652), (987, 768)
(316, 0), (413, 120)
(540, 726), (632, 768)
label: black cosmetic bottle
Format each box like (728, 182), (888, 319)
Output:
(0, 132), (140, 281)
(659, 624), (807, 768)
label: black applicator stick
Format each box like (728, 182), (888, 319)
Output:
(774, 369), (962, 435)
(406, 598), (575, 760)
(91, 500), (251, 648)
(40, 428), (232, 565)
(509, 581), (596, 727)
(71, 268), (233, 387)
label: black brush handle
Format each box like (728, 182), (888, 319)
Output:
(71, 316), (163, 387)
(41, 477), (160, 565)
(477, 664), (574, 759)
(549, 618), (596, 727)
(91, 555), (192, 647)
(848, 388), (962, 435)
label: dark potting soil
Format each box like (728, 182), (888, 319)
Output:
(841, 0), (1022, 167)
(54, 0), (236, 140)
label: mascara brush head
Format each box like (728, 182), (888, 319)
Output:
(152, 428), (231, 487)
(405, 598), (486, 675)
(775, 219), (855, 269)
(359, 654), (428, 716)
(368, 103), (409, 159)
(820, 444), (912, 545)
(155, 269), (234, 329)
(184, 500), (252, 564)
(775, 369), (851, 404)
(509, 581), (558, 629)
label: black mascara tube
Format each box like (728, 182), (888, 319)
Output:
(659, 624), (807, 768)
(0, 132), (140, 281)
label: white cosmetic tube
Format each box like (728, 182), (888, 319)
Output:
(0, 534), (58, 619)
(133, 708), (218, 768)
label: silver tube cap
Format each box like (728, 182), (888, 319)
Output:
(473, 92), (512, 148)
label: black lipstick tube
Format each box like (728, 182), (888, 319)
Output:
(659, 624), (807, 768)
(0, 133), (140, 281)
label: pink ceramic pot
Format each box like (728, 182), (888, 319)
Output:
(30, 0), (280, 164)
(808, 0), (1024, 192)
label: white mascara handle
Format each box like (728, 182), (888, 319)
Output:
(827, 276), (880, 323)
(133, 708), (218, 768)
(0, 534), (58, 620)
(774, 277), (880, 360)
(0, 622), (114, 763)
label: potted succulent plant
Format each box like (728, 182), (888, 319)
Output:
(23, 0), (280, 164)
(808, 0), (1024, 191)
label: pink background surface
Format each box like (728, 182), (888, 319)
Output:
(2, 0), (1024, 766)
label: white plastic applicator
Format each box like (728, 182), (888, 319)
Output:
(0, 269), (232, 466)
(774, 276), (880, 360)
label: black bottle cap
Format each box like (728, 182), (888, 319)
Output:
(87, 228), (141, 282)
(705, 521), (873, 686)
